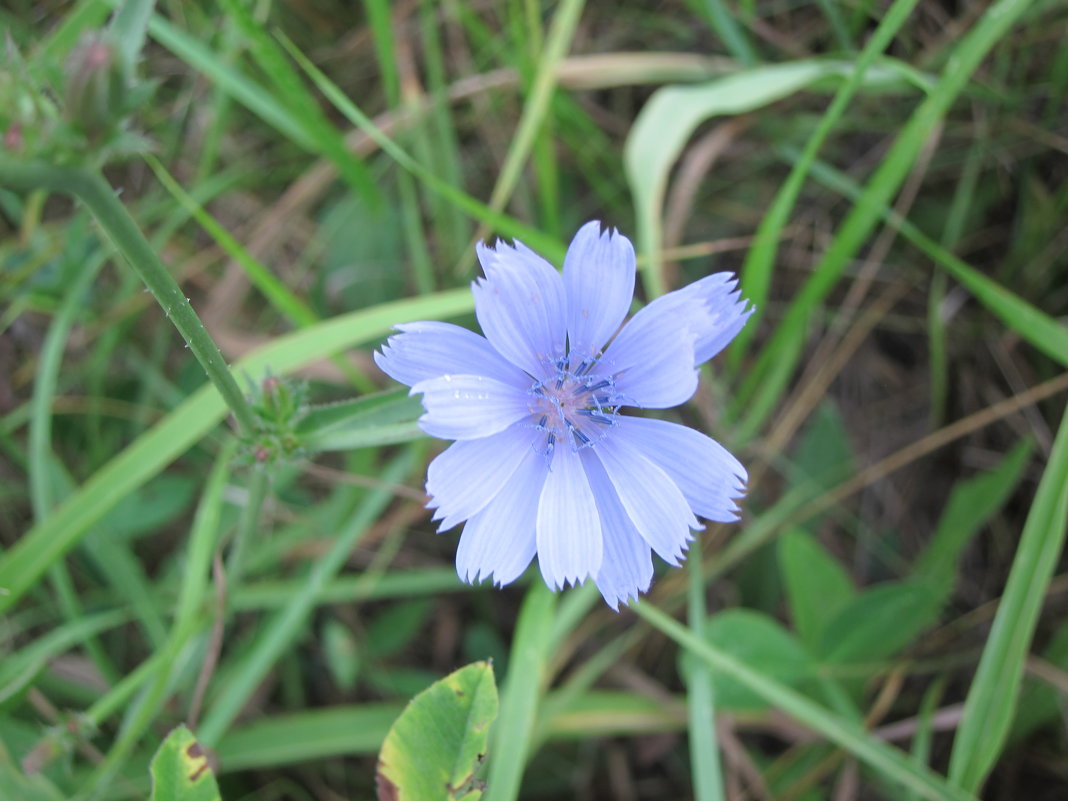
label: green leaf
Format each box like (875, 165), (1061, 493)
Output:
(693, 609), (816, 712)
(821, 581), (942, 665)
(778, 528), (856, 651)
(791, 402), (855, 493)
(322, 619), (361, 692)
(376, 661), (499, 801)
(148, 726), (221, 801)
(634, 602), (977, 801)
(915, 439), (1033, 592)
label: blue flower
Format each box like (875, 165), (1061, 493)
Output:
(375, 221), (751, 608)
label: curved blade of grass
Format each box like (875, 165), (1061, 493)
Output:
(485, 581), (556, 801)
(732, 0), (1035, 436)
(733, 0), (921, 359)
(633, 602), (977, 801)
(0, 288), (472, 613)
(624, 59), (914, 299)
(947, 405), (1068, 792)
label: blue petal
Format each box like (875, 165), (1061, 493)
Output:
(580, 450), (653, 610)
(638, 273), (753, 367)
(600, 305), (699, 408)
(455, 446), (545, 586)
(473, 238), (567, 380)
(375, 321), (528, 388)
(536, 446), (603, 590)
(615, 416), (747, 522)
(593, 433), (700, 565)
(411, 374), (532, 440)
(426, 427), (538, 531)
(564, 221), (636, 359)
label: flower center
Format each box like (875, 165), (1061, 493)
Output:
(529, 356), (621, 455)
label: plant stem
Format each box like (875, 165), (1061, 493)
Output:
(226, 464), (269, 585)
(0, 156), (258, 435)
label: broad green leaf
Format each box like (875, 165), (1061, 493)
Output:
(778, 527), (856, 651)
(377, 661), (498, 801)
(694, 609), (816, 712)
(148, 726), (221, 801)
(791, 402), (855, 493)
(821, 580), (942, 665)
(948, 404), (1068, 792)
(915, 439), (1032, 591)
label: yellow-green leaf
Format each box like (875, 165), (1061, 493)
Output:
(148, 726), (221, 801)
(377, 661), (498, 801)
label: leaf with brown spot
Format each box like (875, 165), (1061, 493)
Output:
(148, 725), (221, 801)
(375, 661), (498, 801)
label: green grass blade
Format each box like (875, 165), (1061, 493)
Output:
(633, 602), (977, 801)
(276, 31), (565, 263)
(687, 540), (726, 801)
(797, 156), (1068, 368)
(947, 406), (1068, 791)
(195, 451), (414, 746)
(0, 610), (129, 708)
(0, 289), (473, 613)
(143, 154), (318, 327)
(684, 0), (758, 66)
(485, 582), (556, 801)
(624, 59), (912, 299)
(733, 0), (1036, 437)
(214, 0), (378, 202)
(486, 0), (584, 215)
(733, 0), (920, 359)
(108, 0), (155, 70)
(138, 12), (313, 148)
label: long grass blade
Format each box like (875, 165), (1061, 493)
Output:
(947, 404), (1068, 792)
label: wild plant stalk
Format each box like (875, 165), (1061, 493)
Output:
(0, 156), (258, 436)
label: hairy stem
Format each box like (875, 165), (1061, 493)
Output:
(0, 156), (257, 434)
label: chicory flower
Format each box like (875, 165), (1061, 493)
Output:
(375, 221), (751, 608)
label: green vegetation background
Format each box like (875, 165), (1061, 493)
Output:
(1, 0), (1067, 799)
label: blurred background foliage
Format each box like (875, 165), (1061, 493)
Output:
(1, 0), (1067, 799)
